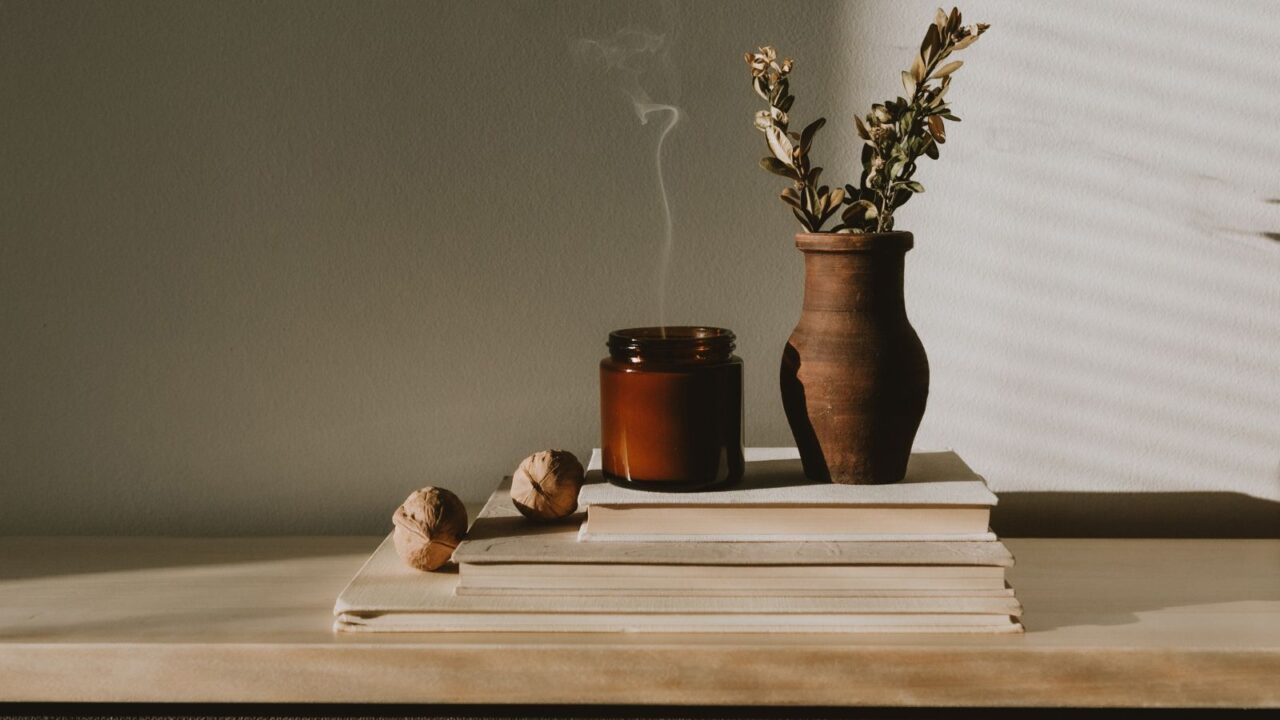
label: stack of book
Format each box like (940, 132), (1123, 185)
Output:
(334, 448), (1022, 633)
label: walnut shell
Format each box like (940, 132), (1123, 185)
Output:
(392, 487), (467, 571)
(511, 450), (584, 521)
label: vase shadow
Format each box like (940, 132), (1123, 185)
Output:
(1001, 492), (1279, 632)
(993, 490), (1280, 538)
(1008, 535), (1280, 632)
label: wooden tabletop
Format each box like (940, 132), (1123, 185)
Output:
(0, 536), (1276, 708)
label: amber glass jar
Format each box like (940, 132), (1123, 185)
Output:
(599, 327), (744, 490)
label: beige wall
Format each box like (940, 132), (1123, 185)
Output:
(2, 1), (1277, 535)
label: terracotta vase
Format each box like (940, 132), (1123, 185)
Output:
(780, 232), (929, 484)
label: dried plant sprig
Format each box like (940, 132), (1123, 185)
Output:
(744, 8), (988, 234)
(844, 8), (989, 232)
(744, 46), (844, 232)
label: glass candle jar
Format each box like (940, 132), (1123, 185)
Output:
(599, 327), (744, 490)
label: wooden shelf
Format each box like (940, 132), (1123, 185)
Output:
(0, 536), (1276, 708)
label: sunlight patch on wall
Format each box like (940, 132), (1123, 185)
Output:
(843, 1), (1280, 500)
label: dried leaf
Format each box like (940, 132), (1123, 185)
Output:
(893, 186), (915, 208)
(842, 199), (878, 223)
(927, 114), (946, 142)
(901, 70), (917, 96)
(780, 187), (804, 209)
(760, 157), (799, 180)
(904, 180), (925, 193)
(800, 117), (826, 154)
(792, 208), (816, 232)
(766, 126), (794, 164)
(854, 115), (871, 142)
(815, 189), (832, 216)
(934, 60), (963, 78)
(753, 77), (770, 101)
(911, 54), (926, 82)
(924, 24), (941, 58)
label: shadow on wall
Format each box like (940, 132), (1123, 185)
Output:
(1263, 200), (1280, 241)
(993, 491), (1280, 538)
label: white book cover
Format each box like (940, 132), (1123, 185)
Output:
(452, 481), (1015, 568)
(580, 448), (998, 507)
(458, 575), (1008, 592)
(460, 563), (1007, 579)
(334, 535), (1023, 634)
(455, 586), (1018, 599)
(458, 558), (1010, 593)
(577, 448), (997, 541)
(338, 612), (1023, 634)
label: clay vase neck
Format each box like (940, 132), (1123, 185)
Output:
(780, 232), (929, 485)
(796, 232), (911, 314)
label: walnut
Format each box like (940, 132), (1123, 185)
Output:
(510, 450), (584, 521)
(392, 487), (467, 571)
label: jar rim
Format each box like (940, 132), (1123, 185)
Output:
(607, 326), (736, 362)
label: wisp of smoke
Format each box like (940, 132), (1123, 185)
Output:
(574, 26), (681, 332)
